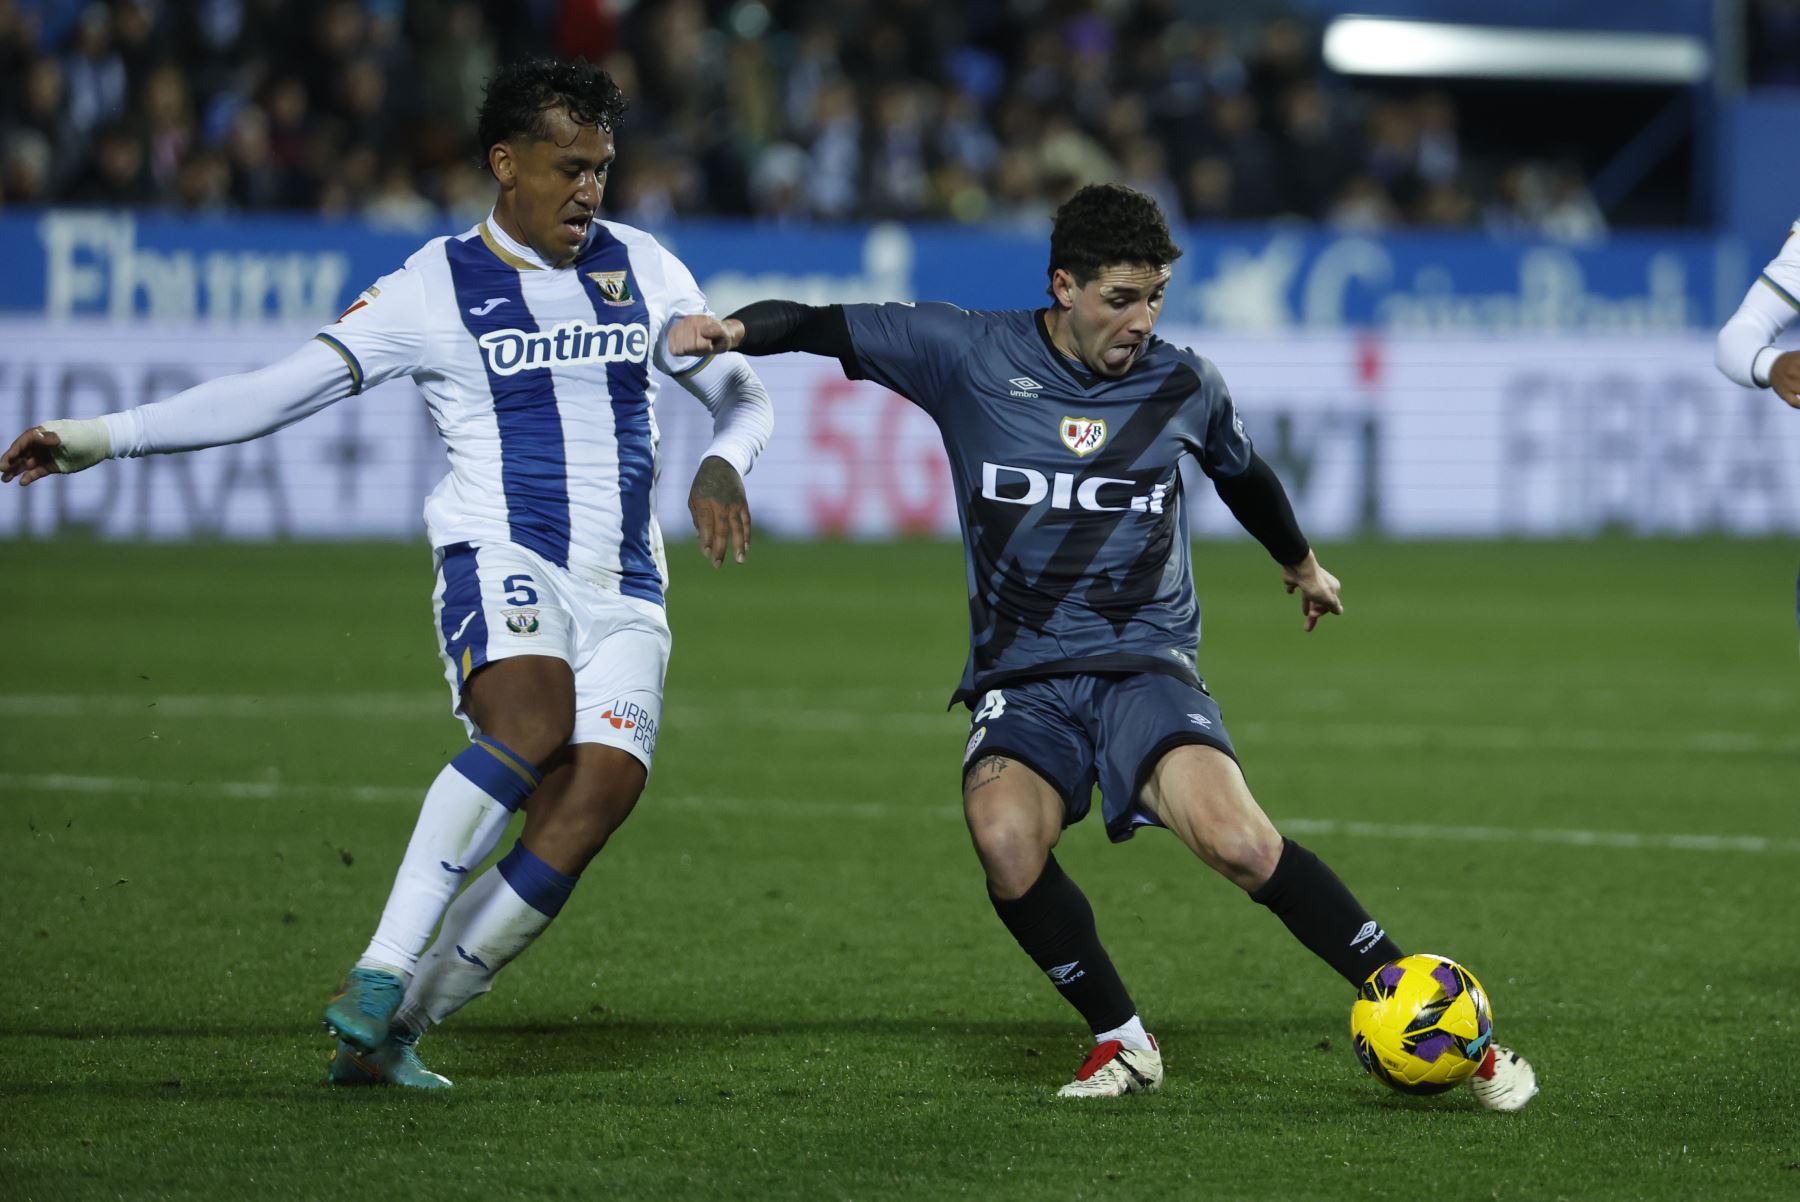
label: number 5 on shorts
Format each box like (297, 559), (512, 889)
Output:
(503, 574), (538, 606)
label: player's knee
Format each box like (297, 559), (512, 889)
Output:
(966, 812), (1051, 890)
(1202, 825), (1282, 891)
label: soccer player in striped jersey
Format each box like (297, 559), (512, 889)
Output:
(1714, 215), (1800, 639)
(671, 184), (1537, 1109)
(0, 59), (774, 1088)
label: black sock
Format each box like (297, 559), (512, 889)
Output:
(1250, 838), (1404, 986)
(989, 854), (1138, 1035)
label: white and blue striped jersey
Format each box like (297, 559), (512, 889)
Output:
(314, 215), (723, 606)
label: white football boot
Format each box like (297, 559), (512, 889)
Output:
(1469, 1044), (1537, 1111)
(1056, 1036), (1163, 1098)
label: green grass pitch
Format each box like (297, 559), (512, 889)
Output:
(2, 536), (1796, 1201)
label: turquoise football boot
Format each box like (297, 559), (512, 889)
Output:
(326, 1039), (383, 1086)
(377, 1030), (454, 1089)
(322, 966), (405, 1052)
(326, 1031), (453, 1090)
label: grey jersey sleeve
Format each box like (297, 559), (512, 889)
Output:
(1182, 354), (1254, 479)
(840, 302), (973, 419)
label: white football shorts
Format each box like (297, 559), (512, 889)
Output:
(431, 540), (670, 770)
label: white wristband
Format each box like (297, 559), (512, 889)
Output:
(1752, 346), (1782, 388)
(39, 417), (113, 472)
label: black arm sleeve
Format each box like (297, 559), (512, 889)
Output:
(1212, 452), (1310, 566)
(728, 300), (857, 363)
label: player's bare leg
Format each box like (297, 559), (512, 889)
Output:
(965, 756), (1161, 1097)
(1142, 744), (1536, 1109)
(516, 742), (646, 874)
(1137, 744), (1282, 891)
(462, 656), (578, 767)
(963, 754), (1063, 900)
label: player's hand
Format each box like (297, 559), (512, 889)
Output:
(0, 419), (111, 485)
(688, 454), (751, 568)
(1770, 351), (1800, 408)
(668, 314), (743, 359)
(1281, 551), (1344, 633)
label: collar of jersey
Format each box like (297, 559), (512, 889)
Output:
(1033, 308), (1105, 391)
(480, 212), (557, 272)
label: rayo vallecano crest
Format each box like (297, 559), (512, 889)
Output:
(587, 271), (635, 306)
(1060, 417), (1107, 456)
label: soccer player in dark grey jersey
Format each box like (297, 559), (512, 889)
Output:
(671, 184), (1537, 1109)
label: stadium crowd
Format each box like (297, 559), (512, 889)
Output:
(0, 0), (1689, 236)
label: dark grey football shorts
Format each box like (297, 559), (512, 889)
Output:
(960, 672), (1238, 843)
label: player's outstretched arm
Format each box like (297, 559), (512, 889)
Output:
(669, 314), (743, 357)
(0, 339), (358, 488)
(668, 302), (855, 361)
(0, 419), (110, 486)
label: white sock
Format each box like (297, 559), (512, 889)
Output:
(393, 840), (578, 1033)
(356, 738), (539, 975)
(1096, 1014), (1153, 1052)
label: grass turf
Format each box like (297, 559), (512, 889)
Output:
(1, 536), (1796, 1201)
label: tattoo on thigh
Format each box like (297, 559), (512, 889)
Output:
(966, 755), (1009, 792)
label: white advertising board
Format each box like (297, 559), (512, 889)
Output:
(2, 322), (1796, 542)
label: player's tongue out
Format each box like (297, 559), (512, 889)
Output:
(1102, 343), (1137, 369)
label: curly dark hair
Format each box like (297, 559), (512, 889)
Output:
(476, 57), (629, 173)
(1047, 183), (1183, 297)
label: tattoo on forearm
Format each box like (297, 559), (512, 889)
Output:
(966, 755), (1010, 792)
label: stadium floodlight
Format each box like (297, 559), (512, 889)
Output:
(1321, 17), (1712, 85)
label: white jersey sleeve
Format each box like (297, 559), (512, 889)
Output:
(101, 339), (355, 457)
(313, 263), (431, 394)
(1716, 218), (1800, 389)
(646, 243), (716, 379)
(635, 239), (775, 475)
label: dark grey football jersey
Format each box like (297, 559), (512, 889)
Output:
(840, 303), (1254, 705)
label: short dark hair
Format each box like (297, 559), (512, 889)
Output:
(476, 57), (628, 172)
(1047, 183), (1183, 296)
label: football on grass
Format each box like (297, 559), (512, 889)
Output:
(1350, 953), (1492, 1094)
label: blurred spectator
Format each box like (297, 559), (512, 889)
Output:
(141, 63), (192, 198)
(1327, 174), (1399, 233)
(64, 4), (126, 135)
(2, 129), (52, 205)
(0, 0), (1641, 233)
(1748, 0), (1800, 87)
(65, 120), (145, 204)
(172, 147), (231, 213)
(365, 161), (438, 229)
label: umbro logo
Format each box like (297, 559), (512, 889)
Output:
(1008, 376), (1043, 398)
(455, 944), (489, 968)
(1349, 920), (1386, 952)
(1187, 712), (1213, 728)
(1047, 960), (1087, 985)
(468, 297), (509, 316)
